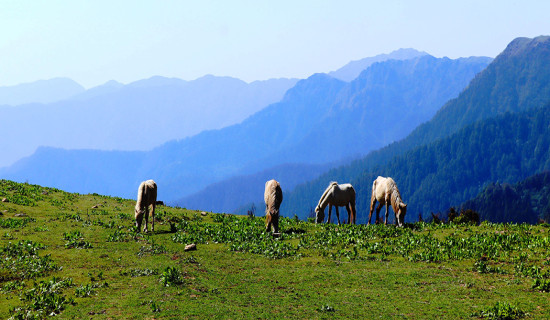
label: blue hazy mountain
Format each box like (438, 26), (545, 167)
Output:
(175, 55), (492, 212)
(328, 48), (428, 81)
(0, 52), (490, 204)
(0, 78), (85, 106)
(0, 75), (298, 167)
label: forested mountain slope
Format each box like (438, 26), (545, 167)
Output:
(283, 36), (550, 223)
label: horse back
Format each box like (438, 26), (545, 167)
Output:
(373, 176), (392, 202)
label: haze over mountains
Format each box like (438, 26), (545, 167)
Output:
(180, 55), (491, 213)
(1, 49), (491, 206)
(0, 75), (298, 167)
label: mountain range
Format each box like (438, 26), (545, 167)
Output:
(282, 36), (550, 224)
(0, 75), (298, 167)
(0, 52), (491, 205)
(178, 55), (491, 212)
(0, 77), (85, 106)
(328, 48), (428, 81)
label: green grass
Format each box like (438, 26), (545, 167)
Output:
(1, 179), (549, 319)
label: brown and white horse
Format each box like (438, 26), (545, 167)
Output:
(315, 182), (356, 224)
(368, 176), (407, 226)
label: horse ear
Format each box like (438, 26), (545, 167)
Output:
(400, 203), (407, 209)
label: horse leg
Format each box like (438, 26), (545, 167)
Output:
(345, 204), (352, 225)
(368, 199), (377, 225)
(384, 201), (389, 226)
(143, 207), (149, 232)
(151, 203), (155, 232)
(265, 213), (272, 232)
(327, 205), (332, 224)
(273, 215), (279, 233)
(350, 200), (357, 224)
(376, 203), (383, 224)
(335, 206), (340, 225)
(135, 209), (143, 232)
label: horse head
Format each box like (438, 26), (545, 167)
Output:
(314, 205), (325, 224)
(396, 203), (407, 227)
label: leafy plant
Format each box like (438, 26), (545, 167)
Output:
(121, 268), (159, 277)
(0, 217), (35, 229)
(159, 266), (185, 287)
(1, 240), (58, 281)
(137, 240), (167, 257)
(151, 301), (161, 313)
(532, 278), (550, 292)
(63, 230), (93, 249)
(1, 280), (25, 293)
(318, 304), (335, 312)
(74, 283), (96, 297)
(474, 301), (526, 319)
(9, 277), (75, 319)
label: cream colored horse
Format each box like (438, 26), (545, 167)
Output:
(135, 179), (157, 232)
(315, 182), (356, 224)
(264, 179), (283, 233)
(368, 176), (407, 226)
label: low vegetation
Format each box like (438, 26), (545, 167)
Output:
(1, 179), (549, 318)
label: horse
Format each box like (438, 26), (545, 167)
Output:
(368, 176), (407, 226)
(315, 182), (356, 224)
(264, 179), (283, 233)
(135, 180), (157, 232)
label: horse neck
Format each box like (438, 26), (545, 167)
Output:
(318, 185), (335, 210)
(390, 186), (402, 212)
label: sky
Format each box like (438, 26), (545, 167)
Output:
(1, 0), (549, 89)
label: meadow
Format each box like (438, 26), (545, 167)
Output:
(1, 179), (549, 319)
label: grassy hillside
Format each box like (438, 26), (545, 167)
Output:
(1, 180), (549, 319)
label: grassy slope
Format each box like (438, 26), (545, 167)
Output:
(1, 180), (549, 319)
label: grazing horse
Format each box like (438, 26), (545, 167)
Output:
(315, 182), (356, 224)
(264, 179), (283, 233)
(135, 180), (157, 232)
(368, 176), (407, 226)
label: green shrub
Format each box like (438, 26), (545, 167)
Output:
(63, 230), (93, 249)
(10, 277), (75, 319)
(532, 278), (550, 292)
(0, 217), (35, 229)
(1, 240), (58, 281)
(474, 301), (526, 319)
(159, 266), (185, 287)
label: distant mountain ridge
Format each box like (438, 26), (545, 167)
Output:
(282, 36), (550, 223)
(0, 75), (298, 167)
(328, 48), (429, 81)
(0, 78), (85, 106)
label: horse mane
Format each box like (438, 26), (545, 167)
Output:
(390, 182), (403, 213)
(317, 182), (338, 210)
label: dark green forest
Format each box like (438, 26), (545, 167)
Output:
(461, 171), (550, 224)
(285, 104), (550, 223)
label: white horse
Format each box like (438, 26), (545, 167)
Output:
(264, 179), (283, 233)
(135, 180), (157, 232)
(315, 182), (356, 224)
(368, 176), (407, 226)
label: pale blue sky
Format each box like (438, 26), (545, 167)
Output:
(1, 0), (549, 88)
